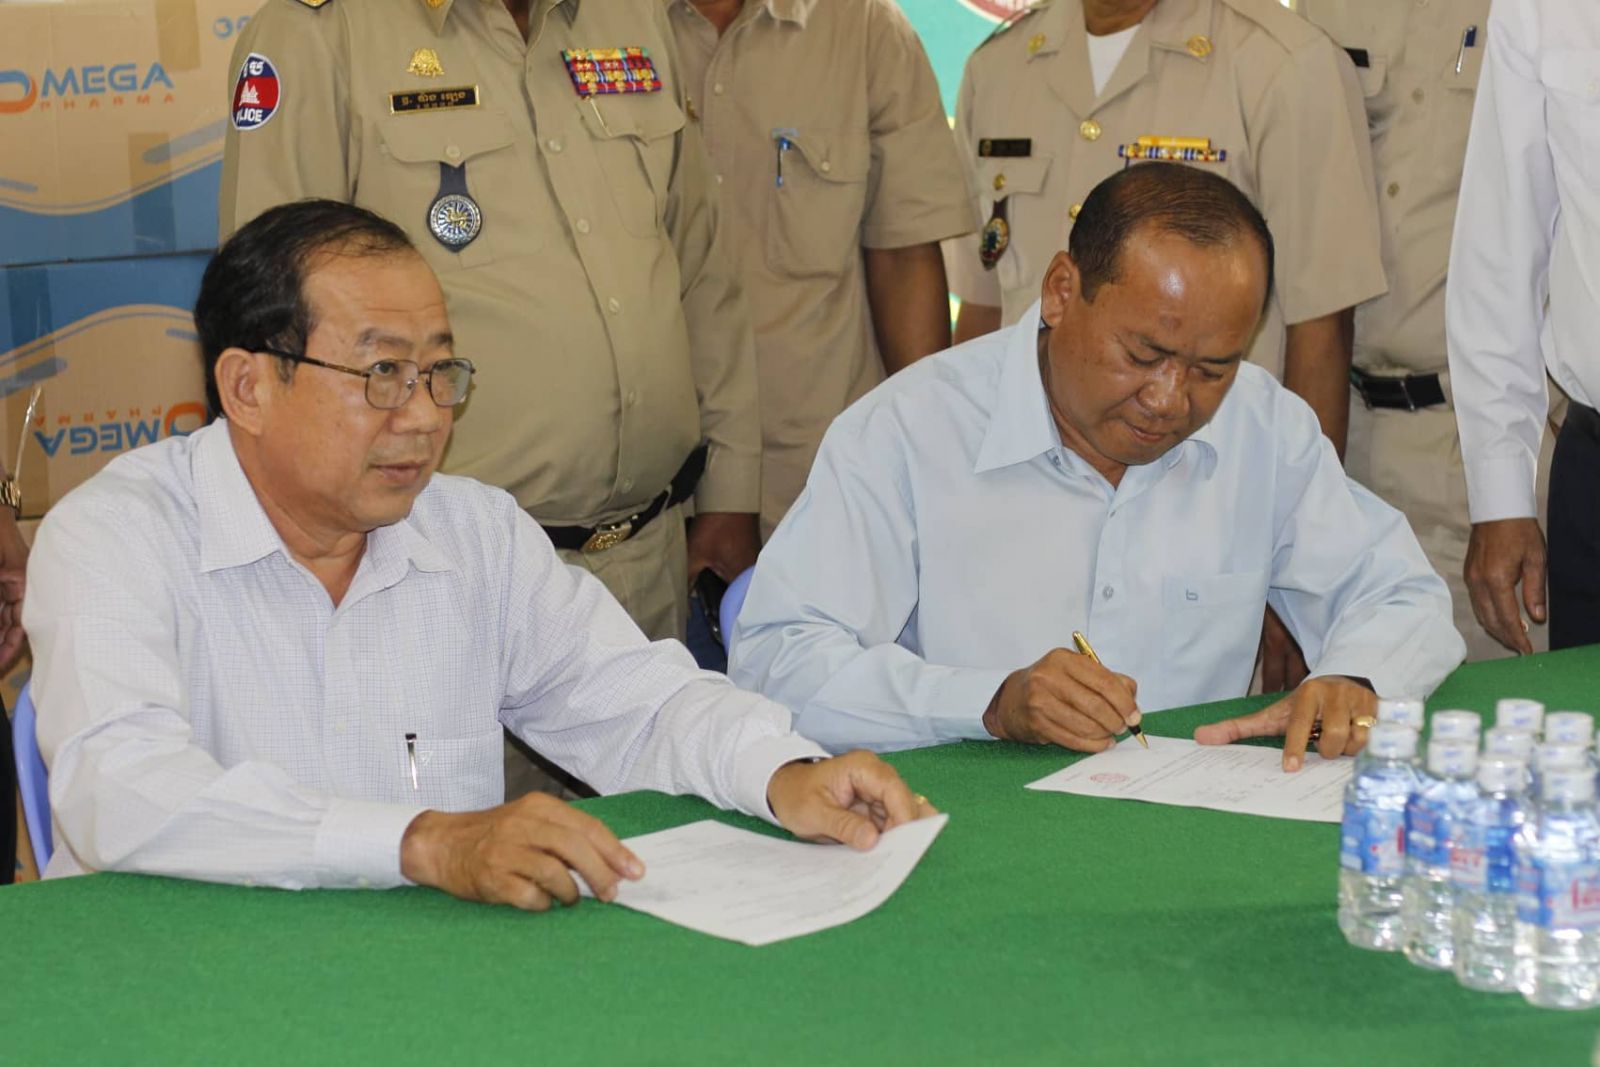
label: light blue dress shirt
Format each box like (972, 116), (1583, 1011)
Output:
(730, 302), (1466, 753)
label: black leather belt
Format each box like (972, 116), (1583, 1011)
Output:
(542, 444), (708, 553)
(1350, 367), (1446, 411)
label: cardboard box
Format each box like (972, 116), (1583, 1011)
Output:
(0, 0), (249, 267)
(0, 252), (209, 518)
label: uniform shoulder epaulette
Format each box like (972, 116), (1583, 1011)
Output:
(1218, 0), (1324, 53)
(975, 0), (1053, 52)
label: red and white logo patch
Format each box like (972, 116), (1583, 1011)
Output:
(231, 52), (280, 131)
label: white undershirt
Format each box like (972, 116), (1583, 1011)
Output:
(1086, 24), (1140, 97)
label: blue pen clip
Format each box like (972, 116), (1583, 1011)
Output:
(771, 126), (798, 188)
(1456, 25), (1478, 74)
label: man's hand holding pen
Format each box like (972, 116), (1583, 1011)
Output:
(982, 647), (1142, 753)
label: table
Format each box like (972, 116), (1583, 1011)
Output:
(6, 647), (1599, 1064)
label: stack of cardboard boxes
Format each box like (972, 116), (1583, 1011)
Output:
(2, 0), (244, 877)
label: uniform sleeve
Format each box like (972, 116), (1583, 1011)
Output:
(1445, 3), (1556, 524)
(859, 0), (978, 250)
(946, 53), (1002, 307)
(25, 496), (421, 889)
(1263, 392), (1467, 698)
(218, 0), (354, 238)
(727, 413), (1011, 753)
(654, 6), (762, 514)
(497, 508), (826, 821)
(1250, 37), (1387, 324)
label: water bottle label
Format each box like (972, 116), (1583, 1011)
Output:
(1405, 796), (1451, 866)
(1517, 861), (1600, 929)
(1449, 823), (1487, 891)
(1341, 803), (1405, 875)
(1484, 825), (1517, 894)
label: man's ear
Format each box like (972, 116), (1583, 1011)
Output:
(214, 348), (275, 435)
(1039, 251), (1080, 329)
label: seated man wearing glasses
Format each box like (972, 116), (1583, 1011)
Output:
(24, 199), (931, 907)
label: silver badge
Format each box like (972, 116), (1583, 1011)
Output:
(427, 192), (482, 249)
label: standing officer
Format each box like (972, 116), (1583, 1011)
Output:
(220, 0), (763, 797)
(1301, 0), (1554, 662)
(667, 0), (975, 538)
(949, 0), (1385, 459)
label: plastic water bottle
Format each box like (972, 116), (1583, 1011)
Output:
(1453, 755), (1530, 992)
(1340, 723), (1421, 951)
(1485, 726), (1538, 762)
(1545, 712), (1596, 760)
(1496, 698), (1547, 736)
(1533, 742), (1589, 798)
(1515, 768), (1600, 1009)
(1431, 710), (1483, 745)
(1403, 739), (1479, 969)
(1378, 697), (1426, 732)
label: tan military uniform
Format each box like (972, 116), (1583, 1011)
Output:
(666, 0), (975, 537)
(1301, 0), (1553, 662)
(951, 0), (1387, 381)
(220, 0), (762, 644)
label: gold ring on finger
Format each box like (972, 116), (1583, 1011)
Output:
(1352, 714), (1377, 730)
(914, 794), (929, 806)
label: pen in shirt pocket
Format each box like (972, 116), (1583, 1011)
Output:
(405, 732), (419, 791)
(771, 127), (797, 188)
(1455, 25), (1478, 75)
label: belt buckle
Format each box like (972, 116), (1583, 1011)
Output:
(582, 519), (634, 554)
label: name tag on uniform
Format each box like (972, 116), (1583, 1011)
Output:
(978, 138), (1031, 158)
(390, 85), (480, 115)
(562, 47), (662, 97)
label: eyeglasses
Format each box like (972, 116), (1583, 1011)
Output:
(258, 348), (476, 410)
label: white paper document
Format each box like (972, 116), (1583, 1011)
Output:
(590, 814), (948, 946)
(1026, 735), (1352, 823)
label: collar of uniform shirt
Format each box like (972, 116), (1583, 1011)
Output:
(1024, 0), (1215, 63)
(671, 0), (814, 26)
(194, 419), (453, 580)
(971, 301), (1221, 479)
(425, 0), (581, 36)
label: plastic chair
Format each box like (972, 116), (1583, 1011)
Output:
(12, 681), (50, 871)
(719, 566), (756, 651)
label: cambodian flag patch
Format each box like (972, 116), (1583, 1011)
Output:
(231, 53), (281, 131)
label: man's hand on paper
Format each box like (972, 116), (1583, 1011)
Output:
(1193, 676), (1379, 772)
(400, 792), (645, 911)
(766, 750), (937, 851)
(982, 647), (1141, 753)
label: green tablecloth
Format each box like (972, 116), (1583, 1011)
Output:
(5, 648), (1599, 1064)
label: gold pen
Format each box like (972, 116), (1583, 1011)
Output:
(404, 732), (419, 791)
(1072, 631), (1148, 749)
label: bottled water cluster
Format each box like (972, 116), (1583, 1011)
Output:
(1339, 697), (1600, 1010)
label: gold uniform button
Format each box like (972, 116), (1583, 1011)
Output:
(994, 173), (1007, 192)
(1069, 202), (1082, 220)
(1028, 33), (1046, 55)
(1387, 181), (1401, 198)
(1186, 35), (1212, 58)
(444, 145), (462, 162)
(1079, 119), (1102, 142)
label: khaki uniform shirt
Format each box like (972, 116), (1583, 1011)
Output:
(951, 0), (1387, 379)
(220, 0), (760, 527)
(666, 0), (975, 534)
(1300, 0), (1491, 377)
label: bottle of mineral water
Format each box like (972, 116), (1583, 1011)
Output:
(1496, 698), (1546, 737)
(1340, 723), (1421, 951)
(1403, 739), (1479, 969)
(1430, 710), (1483, 745)
(1378, 697), (1426, 732)
(1515, 768), (1600, 1009)
(1533, 742), (1589, 798)
(1485, 726), (1537, 762)
(1544, 712), (1595, 760)
(1453, 755), (1530, 992)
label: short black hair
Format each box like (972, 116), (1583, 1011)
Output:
(194, 199), (415, 419)
(1068, 165), (1275, 311)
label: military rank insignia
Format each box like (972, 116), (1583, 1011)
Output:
(428, 163), (482, 251)
(980, 200), (1010, 270)
(1118, 136), (1227, 165)
(561, 47), (662, 96)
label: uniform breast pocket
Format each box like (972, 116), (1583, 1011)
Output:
(412, 727), (506, 813)
(1161, 570), (1268, 676)
(1539, 49), (1600, 164)
(766, 128), (870, 278)
(975, 155), (1052, 294)
(578, 93), (687, 238)
(375, 110), (517, 270)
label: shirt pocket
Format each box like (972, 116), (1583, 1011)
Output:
(1161, 570), (1268, 679)
(1435, 44), (1484, 179)
(1539, 49), (1600, 164)
(577, 92), (687, 238)
(376, 110), (516, 270)
(765, 127), (870, 278)
(975, 154), (1052, 295)
(410, 726), (506, 813)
